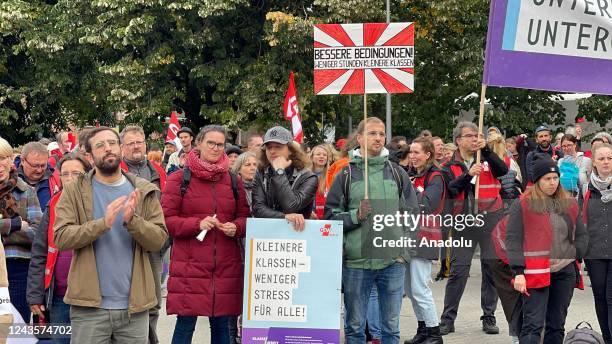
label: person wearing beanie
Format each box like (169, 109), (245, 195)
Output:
(225, 145), (243, 168)
(166, 127), (195, 173)
(503, 153), (587, 344)
(525, 125), (564, 184)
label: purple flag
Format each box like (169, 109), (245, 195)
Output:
(484, 0), (612, 95)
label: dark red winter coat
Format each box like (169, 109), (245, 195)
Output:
(161, 169), (251, 316)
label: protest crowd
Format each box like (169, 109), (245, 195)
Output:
(0, 115), (610, 344)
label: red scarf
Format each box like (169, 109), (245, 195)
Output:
(185, 149), (229, 182)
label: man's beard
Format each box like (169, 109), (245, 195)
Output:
(95, 153), (120, 176)
(539, 140), (551, 149)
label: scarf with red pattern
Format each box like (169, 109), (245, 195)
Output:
(185, 149), (229, 182)
(0, 167), (19, 219)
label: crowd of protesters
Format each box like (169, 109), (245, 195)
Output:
(0, 118), (610, 344)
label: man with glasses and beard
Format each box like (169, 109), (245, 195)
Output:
(525, 125), (564, 184)
(119, 125), (167, 344)
(18, 142), (56, 208)
(53, 126), (168, 344)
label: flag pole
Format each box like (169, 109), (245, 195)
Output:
(364, 93), (369, 200)
(474, 83), (487, 213)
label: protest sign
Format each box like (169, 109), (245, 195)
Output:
(484, 0), (612, 94)
(314, 23), (415, 94)
(242, 218), (343, 344)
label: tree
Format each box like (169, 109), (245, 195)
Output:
(1, 0), (608, 146)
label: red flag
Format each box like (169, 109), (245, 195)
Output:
(166, 111), (183, 149)
(283, 72), (303, 143)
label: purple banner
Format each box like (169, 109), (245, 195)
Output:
(483, 0), (612, 95)
(243, 327), (340, 344)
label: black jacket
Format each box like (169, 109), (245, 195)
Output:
(505, 199), (587, 276)
(26, 207), (52, 308)
(584, 183), (612, 259)
(252, 166), (318, 219)
(525, 145), (564, 184)
(445, 146), (508, 214)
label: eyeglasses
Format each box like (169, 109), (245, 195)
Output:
(366, 131), (386, 137)
(205, 141), (225, 150)
(24, 157), (47, 170)
(94, 139), (119, 150)
(60, 171), (84, 178)
(124, 140), (144, 148)
(461, 134), (478, 139)
(561, 144), (575, 149)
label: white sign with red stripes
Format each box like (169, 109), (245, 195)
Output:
(314, 23), (415, 95)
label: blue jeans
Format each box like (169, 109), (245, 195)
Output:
(343, 262), (405, 344)
(406, 258), (439, 327)
(50, 295), (71, 344)
(171, 315), (230, 344)
(7, 258), (30, 321)
(366, 286), (381, 339)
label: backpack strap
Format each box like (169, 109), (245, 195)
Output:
(386, 160), (404, 199)
(341, 165), (352, 211)
(582, 189), (591, 226)
(230, 172), (239, 202)
(180, 168), (191, 198)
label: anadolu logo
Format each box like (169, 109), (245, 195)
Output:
(320, 224), (337, 237)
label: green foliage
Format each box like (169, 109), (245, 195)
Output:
(0, 0), (609, 146)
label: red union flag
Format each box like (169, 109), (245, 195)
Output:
(314, 23), (415, 95)
(165, 111), (183, 149)
(283, 72), (303, 143)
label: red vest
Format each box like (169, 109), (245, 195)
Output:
(44, 192), (61, 289)
(491, 195), (582, 289)
(449, 161), (503, 214)
(120, 160), (166, 192)
(413, 170), (445, 242)
(315, 190), (326, 219)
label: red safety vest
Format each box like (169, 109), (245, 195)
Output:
(120, 160), (167, 192)
(491, 195), (582, 289)
(43, 192), (61, 289)
(449, 161), (503, 214)
(412, 170), (445, 242)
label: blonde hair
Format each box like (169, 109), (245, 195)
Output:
(231, 151), (257, 175)
(0, 137), (12, 157)
(526, 179), (572, 214)
(487, 132), (506, 160)
(310, 144), (334, 194)
(258, 141), (311, 172)
(592, 143), (612, 177)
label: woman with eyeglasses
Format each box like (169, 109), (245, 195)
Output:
(0, 137), (43, 322)
(26, 153), (90, 344)
(557, 134), (591, 197)
(162, 125), (251, 344)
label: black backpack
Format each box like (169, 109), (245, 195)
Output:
(180, 167), (239, 201)
(564, 322), (605, 344)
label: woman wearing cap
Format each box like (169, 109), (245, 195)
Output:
(252, 126), (318, 231)
(505, 153), (587, 344)
(583, 143), (612, 343)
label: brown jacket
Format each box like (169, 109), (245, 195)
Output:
(53, 170), (168, 314)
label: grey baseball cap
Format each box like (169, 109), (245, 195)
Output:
(263, 126), (293, 145)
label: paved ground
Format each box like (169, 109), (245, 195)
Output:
(156, 259), (600, 343)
